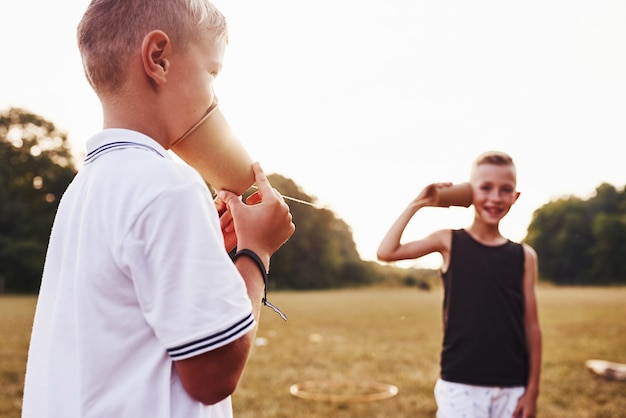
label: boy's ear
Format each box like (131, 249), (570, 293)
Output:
(141, 30), (172, 86)
(513, 191), (521, 204)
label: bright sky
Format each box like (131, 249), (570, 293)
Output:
(2, 0), (625, 268)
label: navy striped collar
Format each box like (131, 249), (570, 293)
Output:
(84, 129), (169, 164)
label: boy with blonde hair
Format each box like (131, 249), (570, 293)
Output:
(22, 1), (294, 417)
(378, 151), (541, 418)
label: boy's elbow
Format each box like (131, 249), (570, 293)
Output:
(190, 377), (239, 405)
(175, 337), (250, 405)
(376, 249), (392, 262)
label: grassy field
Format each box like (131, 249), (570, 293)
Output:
(2, 286), (625, 417)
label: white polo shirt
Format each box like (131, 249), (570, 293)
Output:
(22, 129), (255, 418)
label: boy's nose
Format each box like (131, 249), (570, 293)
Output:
(488, 189), (502, 200)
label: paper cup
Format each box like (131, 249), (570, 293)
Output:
(435, 183), (473, 207)
(170, 104), (254, 195)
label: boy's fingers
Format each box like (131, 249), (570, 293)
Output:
(251, 162), (272, 194)
(219, 208), (233, 230)
(217, 190), (241, 208)
(214, 195), (227, 215)
(250, 163), (287, 204)
(245, 191), (262, 205)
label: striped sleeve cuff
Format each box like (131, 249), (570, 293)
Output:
(166, 312), (256, 360)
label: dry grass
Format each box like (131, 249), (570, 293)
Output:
(0, 296), (36, 418)
(2, 286), (625, 417)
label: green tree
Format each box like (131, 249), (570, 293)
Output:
(589, 213), (626, 283)
(525, 183), (626, 284)
(589, 183), (623, 214)
(260, 174), (371, 290)
(0, 108), (77, 293)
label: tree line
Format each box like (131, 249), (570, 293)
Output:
(524, 182), (626, 284)
(0, 108), (432, 293)
(1, 108), (624, 293)
(0, 108), (76, 293)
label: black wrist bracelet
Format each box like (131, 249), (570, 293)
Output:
(233, 249), (288, 321)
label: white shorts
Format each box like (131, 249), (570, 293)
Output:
(434, 378), (525, 418)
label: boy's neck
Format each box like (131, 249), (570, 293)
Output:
(101, 100), (172, 150)
(466, 223), (506, 246)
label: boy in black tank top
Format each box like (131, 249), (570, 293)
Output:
(377, 151), (542, 418)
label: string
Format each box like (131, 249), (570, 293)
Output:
(249, 186), (328, 210)
(170, 104), (218, 148)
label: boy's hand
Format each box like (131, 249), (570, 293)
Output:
(512, 392), (537, 418)
(217, 162), (295, 266)
(215, 192), (263, 253)
(215, 197), (237, 253)
(412, 182), (452, 207)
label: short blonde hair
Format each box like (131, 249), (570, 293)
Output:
(471, 150), (516, 178)
(77, 0), (227, 96)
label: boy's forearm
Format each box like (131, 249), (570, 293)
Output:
(525, 325), (542, 397)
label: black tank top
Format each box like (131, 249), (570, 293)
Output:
(440, 229), (528, 387)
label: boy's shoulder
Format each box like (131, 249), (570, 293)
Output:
(82, 129), (208, 197)
(521, 242), (538, 261)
